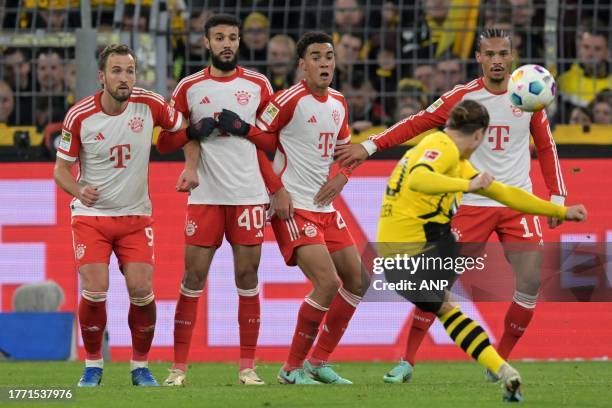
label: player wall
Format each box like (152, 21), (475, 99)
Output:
(0, 160), (610, 362)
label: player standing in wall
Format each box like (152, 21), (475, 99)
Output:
(155, 14), (285, 386)
(54, 44), (187, 387)
(217, 31), (366, 385)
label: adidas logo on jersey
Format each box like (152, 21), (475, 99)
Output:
(307, 115), (317, 124)
(94, 133), (105, 141)
(255, 230), (264, 238)
(200, 96), (211, 104)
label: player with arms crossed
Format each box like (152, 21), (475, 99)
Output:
(156, 14), (284, 386)
(218, 32), (365, 385)
(336, 29), (568, 382)
(54, 44), (186, 387)
(377, 99), (586, 401)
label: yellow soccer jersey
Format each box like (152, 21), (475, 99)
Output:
(378, 131), (478, 243)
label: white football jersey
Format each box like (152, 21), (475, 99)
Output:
(57, 88), (182, 216)
(371, 78), (566, 206)
(256, 81), (351, 212)
(172, 66), (273, 205)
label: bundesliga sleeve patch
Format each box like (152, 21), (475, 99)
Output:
(59, 129), (72, 151)
(261, 103), (279, 126)
(426, 98), (444, 113)
(421, 149), (441, 162)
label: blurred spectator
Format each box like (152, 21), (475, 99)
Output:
(381, 1), (400, 30)
(333, 0), (364, 30)
(64, 60), (77, 106)
(0, 80), (15, 124)
(122, 4), (150, 32)
(12, 281), (65, 312)
(370, 38), (399, 117)
(395, 79), (428, 121)
(568, 106), (592, 127)
(3, 48), (34, 125)
(589, 93), (612, 124)
(4, 48), (32, 94)
(400, 0), (480, 67)
(558, 18), (612, 108)
(434, 58), (466, 95)
(510, 0), (543, 61)
(35, 50), (67, 131)
(334, 31), (365, 88)
(36, 49), (64, 94)
(38, 7), (68, 32)
(267, 34), (297, 92)
(341, 71), (387, 133)
(413, 64), (437, 102)
(239, 12), (269, 72)
(186, 10), (214, 73)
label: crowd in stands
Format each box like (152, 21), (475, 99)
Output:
(0, 0), (610, 139)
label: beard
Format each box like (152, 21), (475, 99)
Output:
(107, 86), (131, 103)
(211, 51), (238, 71)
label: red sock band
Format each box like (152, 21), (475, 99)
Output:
(284, 300), (326, 371)
(173, 293), (200, 369)
(403, 309), (436, 365)
(128, 300), (156, 362)
(310, 291), (357, 364)
(79, 296), (107, 360)
(497, 301), (535, 360)
(238, 293), (260, 370)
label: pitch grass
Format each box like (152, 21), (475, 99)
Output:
(1, 361), (610, 407)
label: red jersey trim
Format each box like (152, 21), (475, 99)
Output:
(205, 66), (242, 83)
(64, 96), (96, 129)
(478, 77), (507, 95)
(172, 69), (208, 98)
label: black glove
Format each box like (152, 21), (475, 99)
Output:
(217, 109), (250, 136)
(188, 117), (217, 141)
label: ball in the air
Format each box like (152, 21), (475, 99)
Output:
(507, 64), (556, 112)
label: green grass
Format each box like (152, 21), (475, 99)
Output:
(1, 361), (610, 407)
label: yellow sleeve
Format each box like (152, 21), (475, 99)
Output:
(407, 166), (470, 194)
(462, 160), (480, 179)
(478, 181), (567, 219)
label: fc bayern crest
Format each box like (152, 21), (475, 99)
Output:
(128, 116), (145, 133)
(75, 243), (86, 260)
(185, 220), (198, 236)
(332, 109), (341, 126)
(235, 91), (251, 106)
(303, 222), (318, 238)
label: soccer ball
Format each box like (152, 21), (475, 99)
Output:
(507, 64), (557, 112)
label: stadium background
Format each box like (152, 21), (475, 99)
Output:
(0, 0), (611, 363)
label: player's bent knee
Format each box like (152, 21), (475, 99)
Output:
(314, 277), (340, 296)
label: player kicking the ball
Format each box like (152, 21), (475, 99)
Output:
(336, 29), (568, 383)
(377, 99), (586, 401)
(217, 32), (365, 385)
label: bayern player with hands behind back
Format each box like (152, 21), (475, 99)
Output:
(54, 44), (188, 387)
(336, 28), (570, 383)
(217, 31), (366, 385)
